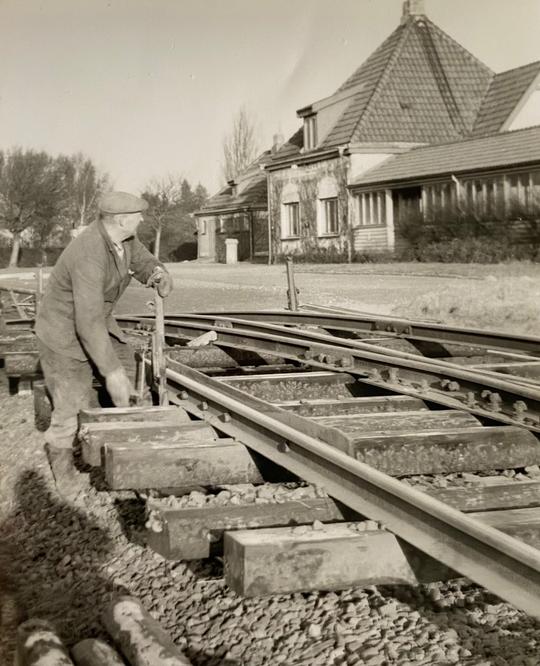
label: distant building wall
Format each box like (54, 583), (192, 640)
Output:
(197, 216), (215, 259)
(268, 155), (351, 261)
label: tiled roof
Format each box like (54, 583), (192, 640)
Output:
(472, 61), (540, 137)
(196, 152), (270, 215)
(351, 126), (540, 187)
(322, 16), (493, 148)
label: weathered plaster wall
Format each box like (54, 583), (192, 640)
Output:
(268, 156), (351, 261)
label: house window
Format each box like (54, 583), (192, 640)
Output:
(304, 115), (317, 150)
(283, 202), (300, 238)
(319, 197), (338, 235)
(358, 191), (386, 226)
(200, 220), (207, 235)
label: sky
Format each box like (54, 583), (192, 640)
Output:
(1, 0), (539, 195)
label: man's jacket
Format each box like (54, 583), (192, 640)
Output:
(36, 220), (161, 376)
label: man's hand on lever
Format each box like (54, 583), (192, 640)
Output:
(146, 267), (173, 298)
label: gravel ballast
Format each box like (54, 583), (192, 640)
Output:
(1, 385), (540, 665)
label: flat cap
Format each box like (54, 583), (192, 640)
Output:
(98, 191), (149, 214)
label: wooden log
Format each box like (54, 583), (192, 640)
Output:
(79, 420), (216, 466)
(71, 639), (125, 666)
(78, 405), (190, 425)
(16, 618), (74, 665)
(348, 426), (540, 476)
(102, 596), (192, 666)
(472, 507), (540, 549)
(313, 409), (480, 435)
(167, 344), (286, 368)
(224, 524), (449, 596)
(4, 351), (40, 376)
(146, 498), (346, 560)
(220, 371), (358, 402)
(429, 480), (540, 512)
(276, 395), (427, 416)
(104, 438), (264, 490)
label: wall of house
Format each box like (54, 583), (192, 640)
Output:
(348, 152), (395, 183)
(507, 88), (540, 132)
(353, 226), (389, 253)
(268, 156), (351, 261)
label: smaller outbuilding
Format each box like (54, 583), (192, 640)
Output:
(195, 150), (274, 263)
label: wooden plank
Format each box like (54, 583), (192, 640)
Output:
(224, 524), (449, 596)
(430, 480), (540, 512)
(348, 426), (540, 476)
(104, 438), (264, 490)
(167, 345), (285, 369)
(4, 351), (40, 376)
(313, 409), (480, 435)
(472, 507), (540, 550)
(78, 405), (190, 425)
(79, 420), (216, 466)
(146, 498), (346, 560)
(275, 395), (427, 416)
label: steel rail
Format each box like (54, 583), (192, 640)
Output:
(118, 314), (540, 390)
(189, 310), (540, 357)
(162, 358), (540, 618)
(122, 315), (540, 431)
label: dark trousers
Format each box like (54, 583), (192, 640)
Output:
(37, 338), (139, 448)
(37, 339), (94, 448)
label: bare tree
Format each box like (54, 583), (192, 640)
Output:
(0, 148), (65, 267)
(141, 175), (183, 258)
(221, 106), (259, 183)
(59, 153), (110, 235)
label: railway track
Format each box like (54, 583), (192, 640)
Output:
(65, 312), (540, 620)
(3, 307), (540, 620)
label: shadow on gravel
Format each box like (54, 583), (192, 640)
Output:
(379, 583), (540, 663)
(0, 469), (127, 660)
(114, 495), (147, 546)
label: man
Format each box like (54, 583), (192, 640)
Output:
(35, 191), (172, 490)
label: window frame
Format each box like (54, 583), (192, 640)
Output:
(356, 191), (387, 227)
(282, 201), (300, 239)
(304, 115), (318, 151)
(318, 196), (339, 236)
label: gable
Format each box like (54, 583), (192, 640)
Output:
(473, 62), (540, 137)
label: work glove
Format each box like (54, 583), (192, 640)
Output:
(146, 267), (173, 298)
(105, 367), (133, 407)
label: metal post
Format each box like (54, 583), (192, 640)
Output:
(153, 289), (168, 406)
(35, 265), (44, 313)
(285, 256), (299, 311)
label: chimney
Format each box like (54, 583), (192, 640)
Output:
(272, 133), (284, 153)
(401, 0), (426, 22)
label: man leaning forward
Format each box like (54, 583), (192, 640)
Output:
(35, 191), (173, 494)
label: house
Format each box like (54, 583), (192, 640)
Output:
(349, 125), (540, 254)
(265, 0), (540, 261)
(195, 148), (275, 262)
